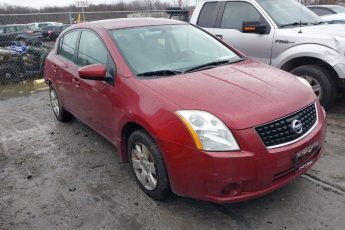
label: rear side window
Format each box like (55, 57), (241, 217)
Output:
(77, 31), (108, 66)
(59, 31), (79, 62)
(310, 8), (333, 16)
(220, 2), (266, 31)
(197, 2), (219, 28)
(0, 27), (4, 34)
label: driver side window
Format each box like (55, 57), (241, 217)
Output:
(220, 2), (267, 32)
(77, 30), (116, 82)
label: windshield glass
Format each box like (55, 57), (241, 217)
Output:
(27, 24), (37, 30)
(110, 24), (242, 75)
(330, 6), (345, 14)
(257, 0), (322, 27)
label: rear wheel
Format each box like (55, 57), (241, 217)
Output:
(128, 130), (170, 200)
(290, 65), (337, 109)
(49, 86), (73, 122)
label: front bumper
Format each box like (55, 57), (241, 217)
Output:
(160, 103), (327, 203)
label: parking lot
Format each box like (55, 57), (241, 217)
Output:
(0, 89), (344, 229)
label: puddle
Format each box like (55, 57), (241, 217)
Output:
(0, 78), (48, 100)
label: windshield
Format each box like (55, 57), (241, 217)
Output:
(27, 24), (37, 30)
(329, 5), (345, 14)
(110, 24), (242, 75)
(257, 0), (322, 27)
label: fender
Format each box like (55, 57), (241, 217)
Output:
(116, 113), (165, 163)
(272, 43), (345, 69)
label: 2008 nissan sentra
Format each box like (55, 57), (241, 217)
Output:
(44, 18), (326, 203)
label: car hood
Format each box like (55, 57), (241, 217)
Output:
(292, 24), (345, 37)
(139, 60), (316, 129)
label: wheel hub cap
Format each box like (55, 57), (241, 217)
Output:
(131, 143), (158, 191)
(301, 75), (322, 99)
(50, 90), (60, 115)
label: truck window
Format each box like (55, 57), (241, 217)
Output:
(197, 2), (219, 28)
(220, 2), (266, 31)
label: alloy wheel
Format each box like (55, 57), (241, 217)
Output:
(301, 75), (322, 99)
(131, 142), (158, 191)
(50, 90), (60, 116)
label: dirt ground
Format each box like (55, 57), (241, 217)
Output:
(0, 89), (345, 230)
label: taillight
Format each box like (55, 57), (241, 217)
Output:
(26, 30), (33, 35)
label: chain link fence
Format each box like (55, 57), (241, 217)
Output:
(0, 10), (189, 98)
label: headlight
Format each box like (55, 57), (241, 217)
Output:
(176, 110), (240, 151)
(297, 77), (312, 89)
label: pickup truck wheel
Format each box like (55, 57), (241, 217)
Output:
(290, 65), (336, 109)
(128, 130), (170, 200)
(49, 86), (73, 122)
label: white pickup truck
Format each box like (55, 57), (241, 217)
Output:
(190, 0), (345, 108)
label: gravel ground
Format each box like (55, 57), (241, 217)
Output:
(0, 91), (345, 230)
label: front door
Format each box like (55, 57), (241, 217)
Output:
(213, 1), (275, 64)
(74, 30), (115, 140)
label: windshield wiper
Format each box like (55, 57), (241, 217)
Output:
(184, 60), (233, 73)
(136, 70), (182, 77)
(280, 22), (309, 28)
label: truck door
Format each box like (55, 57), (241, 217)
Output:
(213, 1), (274, 64)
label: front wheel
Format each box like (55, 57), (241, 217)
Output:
(128, 130), (170, 200)
(290, 65), (337, 109)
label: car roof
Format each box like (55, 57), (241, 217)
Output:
(70, 18), (186, 30)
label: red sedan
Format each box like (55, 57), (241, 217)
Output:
(44, 18), (326, 203)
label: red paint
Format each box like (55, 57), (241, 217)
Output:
(44, 18), (327, 203)
(78, 64), (106, 80)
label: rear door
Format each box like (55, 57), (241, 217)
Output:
(213, 1), (275, 64)
(53, 30), (80, 114)
(74, 30), (115, 139)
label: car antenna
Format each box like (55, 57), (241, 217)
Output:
(298, 0), (303, 33)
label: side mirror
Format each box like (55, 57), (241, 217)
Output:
(78, 64), (106, 80)
(242, 21), (268, 34)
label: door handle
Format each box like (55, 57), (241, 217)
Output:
(215, 34), (223, 40)
(52, 64), (58, 72)
(72, 78), (80, 87)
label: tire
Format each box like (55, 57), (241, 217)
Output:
(49, 86), (73, 122)
(0, 64), (20, 84)
(128, 130), (170, 200)
(290, 65), (337, 109)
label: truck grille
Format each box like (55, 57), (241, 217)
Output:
(255, 103), (317, 148)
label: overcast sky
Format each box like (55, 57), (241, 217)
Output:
(0, 0), (197, 9)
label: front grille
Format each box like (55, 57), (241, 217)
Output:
(256, 103), (317, 148)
